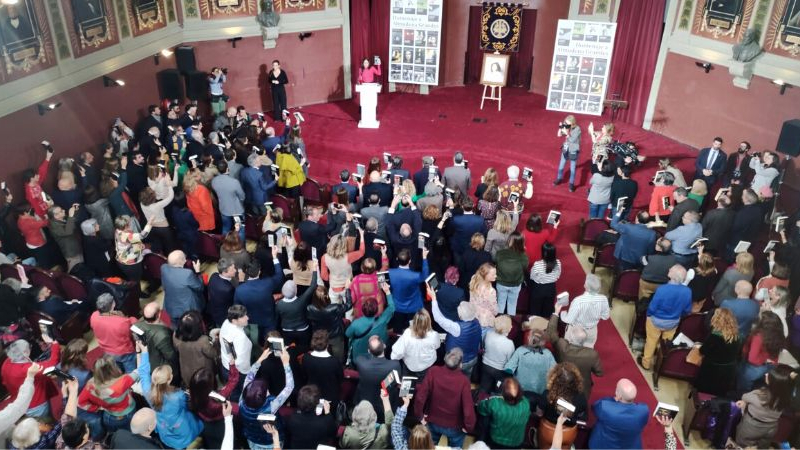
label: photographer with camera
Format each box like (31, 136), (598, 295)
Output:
(209, 67), (228, 116)
(553, 116), (581, 192)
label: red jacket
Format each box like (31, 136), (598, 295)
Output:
(414, 364), (476, 432)
(523, 226), (559, 269)
(25, 159), (50, 218)
(1, 342), (60, 409)
(17, 214), (49, 247)
(358, 65), (382, 84)
(90, 311), (137, 356)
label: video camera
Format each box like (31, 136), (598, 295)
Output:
(610, 140), (641, 163)
(558, 122), (571, 130)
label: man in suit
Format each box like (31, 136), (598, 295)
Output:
(138, 105), (164, 140)
(701, 195), (735, 255)
(298, 206), (328, 259)
(138, 127), (161, 160)
(240, 153), (276, 216)
(360, 194), (389, 238)
(207, 258), (238, 327)
(639, 238), (675, 301)
(385, 194), (423, 268)
(2, 5), (35, 44)
(694, 136), (727, 188)
(234, 254), (282, 343)
(211, 160), (246, 242)
(179, 104), (198, 131)
(360, 171), (393, 208)
(412, 156), (440, 194)
(610, 210), (657, 271)
(354, 336), (401, 423)
(136, 302), (178, 377)
(546, 311), (603, 398)
(587, 379), (649, 449)
(722, 141), (754, 187)
(388, 248), (429, 332)
(447, 197), (487, 261)
(126, 152), (149, 205)
(442, 151), (471, 197)
(726, 188), (763, 261)
(332, 170), (359, 208)
(666, 187), (699, 232)
(35, 286), (87, 324)
(78, 151), (100, 188)
(388, 155), (411, 182)
(161, 250), (204, 326)
(80, 218), (115, 278)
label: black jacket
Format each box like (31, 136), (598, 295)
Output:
(84, 235), (115, 278)
(111, 430), (163, 449)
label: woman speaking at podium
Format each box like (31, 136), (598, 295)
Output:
(357, 56), (382, 84)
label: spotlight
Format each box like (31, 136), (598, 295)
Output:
(103, 76), (125, 87)
(299, 32), (313, 41)
(154, 48), (173, 65)
(695, 61), (712, 73)
(227, 37), (242, 48)
(37, 102), (61, 116)
(772, 79), (792, 95)
(1, 0), (19, 4)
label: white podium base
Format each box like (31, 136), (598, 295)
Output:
(358, 120), (380, 129)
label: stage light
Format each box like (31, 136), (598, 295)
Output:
(694, 61), (712, 73)
(228, 37), (243, 48)
(1, 0), (20, 5)
(37, 102), (61, 116)
(154, 48), (173, 65)
(299, 32), (313, 41)
(772, 79), (792, 95)
(103, 76), (125, 87)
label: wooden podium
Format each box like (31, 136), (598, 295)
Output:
(356, 82), (381, 129)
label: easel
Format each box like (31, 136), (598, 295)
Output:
(480, 84), (502, 111)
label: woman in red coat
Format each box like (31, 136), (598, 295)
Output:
(522, 213), (559, 269)
(358, 57), (382, 84)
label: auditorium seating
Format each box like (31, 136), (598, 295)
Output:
(577, 218), (609, 252)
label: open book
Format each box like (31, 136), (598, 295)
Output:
(733, 241), (751, 254)
(653, 402), (679, 420)
(672, 332), (694, 347)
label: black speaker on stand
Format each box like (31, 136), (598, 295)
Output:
(157, 69), (184, 101)
(175, 46), (197, 75)
(776, 119), (800, 157)
(184, 70), (208, 101)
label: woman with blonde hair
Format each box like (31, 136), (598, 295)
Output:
(183, 175), (216, 231)
(480, 315), (515, 393)
(140, 349), (204, 449)
(688, 178), (708, 206)
(712, 252), (755, 306)
(391, 309), (440, 377)
(475, 167), (499, 199)
(693, 308), (741, 395)
(554, 115), (582, 191)
(321, 229), (365, 303)
(139, 185), (175, 254)
(469, 262), (498, 332)
(78, 354), (141, 432)
(485, 209), (520, 257)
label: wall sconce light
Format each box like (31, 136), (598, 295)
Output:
(772, 79), (792, 95)
(299, 32), (313, 41)
(154, 48), (173, 65)
(227, 37), (242, 48)
(103, 76), (125, 87)
(37, 102), (61, 116)
(695, 61), (712, 73)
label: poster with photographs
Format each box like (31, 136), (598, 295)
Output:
(546, 20), (616, 116)
(388, 0), (442, 85)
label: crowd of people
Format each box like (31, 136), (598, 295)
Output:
(0, 103), (798, 450)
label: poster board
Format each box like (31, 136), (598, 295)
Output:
(546, 20), (617, 116)
(388, 0), (443, 85)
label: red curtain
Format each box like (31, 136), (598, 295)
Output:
(369, 0), (391, 92)
(350, 0), (391, 91)
(606, 0), (666, 126)
(465, 6), (537, 88)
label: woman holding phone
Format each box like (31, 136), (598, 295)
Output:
(358, 57), (382, 84)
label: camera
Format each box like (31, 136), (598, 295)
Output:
(559, 122), (571, 130)
(221, 68), (228, 74)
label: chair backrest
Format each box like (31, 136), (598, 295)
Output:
(580, 218), (610, 244)
(678, 313), (708, 342)
(272, 194), (299, 223)
(614, 270), (641, 300)
(0, 264), (20, 281)
(29, 268), (65, 298)
(197, 232), (222, 261)
(300, 178), (323, 202)
(597, 243), (616, 267)
(143, 253), (168, 281)
(56, 273), (89, 301)
(244, 214), (262, 242)
(59, 312), (90, 344)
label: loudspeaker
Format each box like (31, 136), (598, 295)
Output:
(157, 69), (184, 100)
(175, 46), (196, 75)
(184, 70), (208, 101)
(776, 119), (800, 156)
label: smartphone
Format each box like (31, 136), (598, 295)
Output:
(463, 159), (469, 169)
(556, 292), (570, 307)
(356, 163), (365, 177)
(522, 167), (533, 181)
(311, 247), (318, 260)
(208, 391), (227, 403)
(377, 271), (389, 285)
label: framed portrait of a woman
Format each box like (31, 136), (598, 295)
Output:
(479, 52), (509, 86)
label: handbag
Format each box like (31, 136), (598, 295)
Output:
(686, 345), (703, 366)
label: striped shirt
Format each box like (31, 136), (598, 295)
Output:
(530, 259), (562, 284)
(78, 373), (139, 417)
(559, 292), (610, 329)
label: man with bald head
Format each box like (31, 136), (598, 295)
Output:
(161, 250), (204, 326)
(548, 305), (603, 398)
(360, 171), (394, 207)
(214, 106), (238, 132)
(110, 408), (162, 449)
(640, 264), (692, 370)
(135, 302), (178, 379)
(720, 280), (759, 338)
(588, 378), (649, 449)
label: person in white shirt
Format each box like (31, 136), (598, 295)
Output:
(390, 309), (440, 377)
(219, 304), (253, 400)
(559, 274), (610, 348)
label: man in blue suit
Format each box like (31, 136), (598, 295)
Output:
(588, 378), (649, 449)
(388, 248), (429, 332)
(240, 153), (276, 216)
(234, 248), (282, 343)
(161, 250), (205, 326)
(694, 137), (728, 188)
(332, 169), (359, 208)
(610, 210), (657, 271)
(447, 197), (487, 262)
(206, 258), (238, 327)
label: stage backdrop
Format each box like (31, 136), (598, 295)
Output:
(545, 19), (617, 116)
(388, 0), (443, 85)
(480, 2), (522, 52)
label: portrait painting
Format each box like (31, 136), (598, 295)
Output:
(702, 0), (743, 32)
(479, 52), (509, 86)
(783, 0), (800, 30)
(768, 0), (800, 52)
(0, 0), (55, 78)
(553, 55), (566, 72)
(402, 48), (413, 63)
(548, 91), (562, 108)
(403, 0), (414, 14)
(577, 76), (590, 93)
(413, 65), (424, 82)
(413, 48), (424, 64)
(66, 0), (116, 51)
(564, 74), (577, 91)
(557, 27), (571, 46)
(402, 66), (412, 81)
(425, 66), (436, 83)
(426, 31), (438, 47)
(590, 77), (603, 94)
(424, 48), (436, 65)
(566, 56), (579, 73)
(580, 57), (594, 74)
(128, 0), (165, 36)
(403, 29), (414, 45)
(550, 73), (564, 90)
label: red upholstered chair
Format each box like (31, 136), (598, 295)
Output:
(591, 243), (616, 273)
(610, 270), (641, 304)
(340, 369), (360, 404)
(652, 313), (708, 389)
(56, 273), (88, 301)
(26, 311), (63, 343)
(118, 281), (143, 318)
(577, 218), (609, 252)
(244, 214), (263, 242)
(29, 267), (65, 298)
(59, 312), (90, 343)
(300, 178), (325, 206)
(0, 264), (21, 281)
(628, 305), (647, 347)
(197, 232), (222, 261)
(271, 194), (299, 224)
(143, 253), (168, 282)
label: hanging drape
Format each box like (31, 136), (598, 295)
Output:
(350, 0), (391, 92)
(465, 6), (537, 88)
(606, 0), (666, 126)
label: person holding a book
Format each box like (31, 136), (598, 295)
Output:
(610, 210), (657, 271)
(609, 165), (638, 220)
(720, 280), (759, 339)
(477, 377), (531, 449)
(693, 307), (741, 396)
(664, 210), (702, 268)
(587, 378), (649, 449)
(639, 265), (692, 370)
